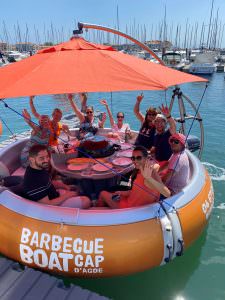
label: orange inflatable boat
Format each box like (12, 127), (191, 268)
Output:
(0, 138), (214, 278)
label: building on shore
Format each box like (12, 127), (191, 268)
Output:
(15, 42), (35, 52)
(0, 42), (7, 51)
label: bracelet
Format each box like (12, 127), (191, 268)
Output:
(167, 115), (171, 119)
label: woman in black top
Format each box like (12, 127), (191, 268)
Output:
(134, 94), (158, 149)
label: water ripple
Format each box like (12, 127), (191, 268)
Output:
(203, 162), (225, 181)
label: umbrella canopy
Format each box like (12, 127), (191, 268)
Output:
(0, 37), (207, 99)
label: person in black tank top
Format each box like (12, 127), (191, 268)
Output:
(134, 94), (158, 149)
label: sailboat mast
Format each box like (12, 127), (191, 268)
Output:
(116, 5), (120, 45)
(207, 0), (214, 49)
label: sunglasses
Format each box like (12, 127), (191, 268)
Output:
(131, 156), (143, 161)
(170, 139), (180, 145)
(147, 113), (156, 116)
(86, 111), (93, 114)
(117, 116), (124, 119)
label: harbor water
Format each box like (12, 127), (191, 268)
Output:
(0, 73), (225, 300)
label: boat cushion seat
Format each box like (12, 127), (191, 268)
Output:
(0, 162), (10, 179)
(11, 167), (26, 177)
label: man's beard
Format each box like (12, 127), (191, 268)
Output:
(35, 160), (49, 170)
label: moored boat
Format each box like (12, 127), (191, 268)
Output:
(189, 52), (216, 74)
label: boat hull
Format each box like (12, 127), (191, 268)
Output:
(0, 136), (214, 277)
(0, 168), (213, 278)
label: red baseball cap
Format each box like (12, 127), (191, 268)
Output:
(169, 133), (186, 146)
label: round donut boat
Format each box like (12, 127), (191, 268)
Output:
(0, 136), (214, 278)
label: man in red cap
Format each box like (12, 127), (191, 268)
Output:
(161, 133), (190, 195)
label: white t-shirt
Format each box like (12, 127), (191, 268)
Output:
(166, 151), (190, 194)
(112, 123), (130, 141)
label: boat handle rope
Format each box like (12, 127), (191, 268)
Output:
(0, 99), (161, 202)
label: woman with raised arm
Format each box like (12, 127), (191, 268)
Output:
(100, 99), (131, 142)
(21, 109), (53, 167)
(96, 145), (170, 209)
(29, 96), (70, 147)
(79, 92), (88, 113)
(68, 94), (106, 138)
(134, 94), (158, 149)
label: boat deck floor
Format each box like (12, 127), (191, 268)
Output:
(0, 257), (109, 300)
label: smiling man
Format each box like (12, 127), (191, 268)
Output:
(151, 105), (176, 162)
(162, 133), (190, 195)
(23, 144), (90, 208)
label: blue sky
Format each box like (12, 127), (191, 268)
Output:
(1, 0), (225, 47)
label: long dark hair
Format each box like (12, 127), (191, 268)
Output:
(142, 107), (158, 128)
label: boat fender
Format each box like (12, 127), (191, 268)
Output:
(159, 214), (174, 265)
(164, 209), (184, 259)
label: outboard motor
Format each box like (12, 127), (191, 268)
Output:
(186, 135), (200, 152)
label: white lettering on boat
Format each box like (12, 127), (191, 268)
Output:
(19, 228), (104, 274)
(202, 186), (214, 220)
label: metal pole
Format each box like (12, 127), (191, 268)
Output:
(78, 22), (165, 65)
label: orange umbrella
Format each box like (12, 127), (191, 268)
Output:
(0, 37), (207, 99)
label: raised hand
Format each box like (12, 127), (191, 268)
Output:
(140, 159), (154, 179)
(159, 104), (171, 118)
(68, 94), (73, 101)
(99, 99), (108, 106)
(136, 93), (144, 102)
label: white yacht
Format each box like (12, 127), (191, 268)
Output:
(5, 51), (29, 63)
(189, 52), (216, 75)
(162, 51), (186, 70)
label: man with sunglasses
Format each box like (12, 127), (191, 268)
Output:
(134, 94), (158, 149)
(151, 104), (176, 162)
(68, 94), (106, 138)
(162, 133), (190, 195)
(97, 146), (170, 209)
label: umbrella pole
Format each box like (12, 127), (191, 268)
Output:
(77, 22), (165, 66)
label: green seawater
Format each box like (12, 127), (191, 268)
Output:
(1, 73), (225, 300)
